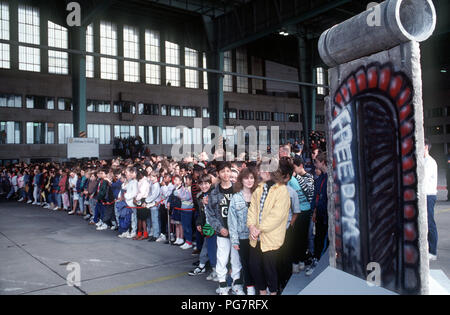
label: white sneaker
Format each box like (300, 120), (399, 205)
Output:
(188, 266), (206, 276)
(18, 198), (24, 202)
(156, 234), (167, 243)
(96, 223), (108, 231)
(218, 286), (230, 295)
(111, 225), (118, 231)
(174, 238), (184, 245)
(27, 200), (33, 204)
(127, 232), (136, 239)
(246, 286), (256, 295)
(292, 263), (300, 274)
(180, 243), (193, 250)
(170, 233), (176, 242)
(231, 284), (245, 295)
(429, 254), (437, 261)
(96, 220), (103, 227)
(53, 207), (59, 211)
(32, 201), (37, 205)
(83, 214), (91, 220)
(206, 270), (218, 281)
(305, 259), (318, 276)
(118, 232), (128, 238)
(36, 202), (41, 206)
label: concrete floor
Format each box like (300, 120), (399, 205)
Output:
(0, 200), (449, 295)
(0, 200), (217, 295)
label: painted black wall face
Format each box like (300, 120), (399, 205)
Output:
(331, 63), (420, 294)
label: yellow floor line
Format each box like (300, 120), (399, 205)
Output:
(89, 272), (188, 295)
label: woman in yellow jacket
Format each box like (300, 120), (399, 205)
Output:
(247, 160), (291, 295)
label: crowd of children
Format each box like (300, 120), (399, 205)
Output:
(0, 145), (328, 295)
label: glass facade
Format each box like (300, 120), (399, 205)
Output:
(100, 21), (118, 80)
(48, 21), (69, 74)
(18, 4), (40, 72)
(0, 1), (10, 69)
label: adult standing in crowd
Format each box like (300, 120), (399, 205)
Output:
(424, 139), (438, 261)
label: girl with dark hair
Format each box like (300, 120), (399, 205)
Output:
(205, 161), (243, 295)
(168, 175), (184, 245)
(178, 174), (195, 250)
(228, 167), (259, 295)
(132, 167), (150, 240)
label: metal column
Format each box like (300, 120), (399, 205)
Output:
(206, 51), (224, 130)
(71, 26), (87, 138)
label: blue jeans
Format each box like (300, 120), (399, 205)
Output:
(114, 202), (120, 224)
(57, 193), (62, 208)
(78, 195), (85, 214)
(6, 186), (15, 199)
(427, 195), (438, 255)
(150, 206), (160, 238)
(47, 192), (55, 205)
(207, 235), (217, 268)
(94, 202), (105, 223)
(181, 211), (193, 243)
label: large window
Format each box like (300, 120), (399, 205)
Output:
(0, 94), (22, 108)
(236, 48), (248, 94)
(18, 5), (40, 72)
(87, 100), (110, 113)
(145, 30), (160, 85)
(114, 125), (135, 139)
(288, 113), (299, 123)
(202, 107), (210, 118)
(316, 67), (325, 95)
(272, 112), (286, 122)
(255, 111), (271, 121)
(138, 103), (159, 116)
(114, 101), (136, 114)
(48, 21), (68, 74)
(181, 128), (202, 145)
(123, 25), (139, 82)
(58, 98), (73, 111)
(185, 47), (199, 88)
(165, 41), (180, 87)
(239, 110), (254, 121)
(161, 105), (180, 117)
(0, 1), (10, 69)
(139, 126), (160, 145)
(26, 122), (55, 144)
(0, 121), (21, 144)
(88, 124), (111, 144)
(223, 51), (232, 92)
(86, 24), (94, 78)
(58, 123), (73, 144)
(183, 106), (200, 118)
(100, 21), (118, 80)
(161, 126), (181, 145)
(26, 96), (54, 110)
(225, 109), (237, 119)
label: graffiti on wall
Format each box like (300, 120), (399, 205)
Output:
(331, 62), (420, 294)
